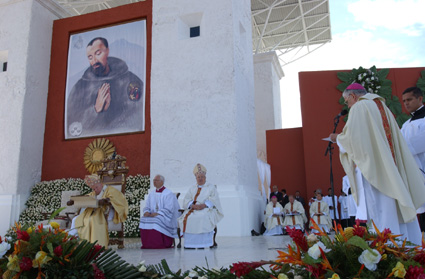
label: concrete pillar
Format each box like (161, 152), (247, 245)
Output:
(254, 51), (284, 161)
(0, 0), (68, 235)
(150, 0), (263, 236)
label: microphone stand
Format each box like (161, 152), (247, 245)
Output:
(324, 114), (343, 224)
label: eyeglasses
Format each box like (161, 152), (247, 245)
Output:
(344, 94), (352, 105)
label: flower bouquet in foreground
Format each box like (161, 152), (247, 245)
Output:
(270, 219), (425, 279)
(137, 219), (425, 279)
(0, 219), (142, 279)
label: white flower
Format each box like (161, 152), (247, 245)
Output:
(188, 270), (198, 277)
(307, 241), (330, 259)
(139, 265), (147, 272)
(199, 276), (208, 279)
(0, 241), (11, 257)
(161, 275), (173, 279)
(358, 249), (381, 271)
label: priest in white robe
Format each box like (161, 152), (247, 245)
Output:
(263, 196), (284, 235)
(400, 86), (425, 232)
(310, 190), (332, 233)
(178, 164), (223, 249)
(338, 190), (349, 229)
(282, 195), (307, 231)
(343, 175), (358, 227)
(139, 174), (181, 249)
(330, 83), (425, 244)
(323, 188), (339, 226)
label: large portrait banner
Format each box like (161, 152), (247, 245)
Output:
(65, 19), (146, 139)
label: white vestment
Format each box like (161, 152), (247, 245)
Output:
(337, 94), (425, 244)
(282, 200), (306, 230)
(178, 182), (223, 248)
(401, 116), (425, 214)
(139, 187), (180, 238)
(323, 195), (339, 220)
(338, 195), (349, 220)
(310, 200), (332, 233)
(343, 175), (357, 217)
(263, 202), (284, 235)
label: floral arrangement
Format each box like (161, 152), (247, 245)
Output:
(416, 70), (425, 93)
(0, 222), (142, 279)
(131, 220), (425, 279)
(269, 220), (425, 278)
(18, 175), (150, 238)
(337, 66), (410, 127)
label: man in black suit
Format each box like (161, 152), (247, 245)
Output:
(295, 191), (305, 207)
(269, 185), (283, 204)
(281, 189), (289, 208)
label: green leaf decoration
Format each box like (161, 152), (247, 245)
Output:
(416, 70), (425, 92)
(346, 236), (371, 251)
(48, 207), (66, 222)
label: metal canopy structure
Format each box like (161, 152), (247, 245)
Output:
(54, 0), (331, 67)
(252, 0), (331, 66)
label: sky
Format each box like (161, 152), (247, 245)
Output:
(279, 0), (425, 128)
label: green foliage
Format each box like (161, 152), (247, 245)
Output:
(417, 70), (425, 93)
(336, 66), (410, 127)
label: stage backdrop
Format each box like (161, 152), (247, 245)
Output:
(267, 67), (425, 203)
(42, 1), (152, 180)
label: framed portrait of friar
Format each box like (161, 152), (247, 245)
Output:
(64, 19), (146, 139)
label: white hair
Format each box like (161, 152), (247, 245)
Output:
(342, 88), (367, 98)
(155, 174), (165, 183)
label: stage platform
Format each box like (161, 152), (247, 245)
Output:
(115, 235), (295, 272)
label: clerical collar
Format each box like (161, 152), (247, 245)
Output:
(410, 105), (425, 121)
(156, 186), (165, 193)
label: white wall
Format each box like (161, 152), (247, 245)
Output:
(150, 0), (263, 236)
(0, 0), (62, 235)
(253, 51), (284, 161)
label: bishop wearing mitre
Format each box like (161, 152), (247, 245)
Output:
(178, 164), (224, 249)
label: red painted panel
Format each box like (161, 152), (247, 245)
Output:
(42, 1), (152, 180)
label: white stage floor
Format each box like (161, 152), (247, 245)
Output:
(115, 235), (294, 272)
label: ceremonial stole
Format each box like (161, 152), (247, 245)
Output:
(373, 99), (396, 163)
(273, 205), (281, 225)
(317, 202), (321, 223)
(291, 203), (295, 225)
(182, 187), (202, 233)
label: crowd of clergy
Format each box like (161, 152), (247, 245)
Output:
(65, 85), (425, 248)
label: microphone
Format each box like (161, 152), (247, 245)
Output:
(335, 109), (348, 118)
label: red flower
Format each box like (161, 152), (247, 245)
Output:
(19, 257), (33, 271)
(92, 263), (106, 279)
(405, 265), (425, 279)
(413, 251), (425, 265)
(306, 264), (325, 278)
(17, 229), (30, 241)
(286, 226), (308, 252)
(54, 245), (63, 257)
(86, 244), (103, 261)
(353, 222), (366, 238)
(230, 261), (265, 277)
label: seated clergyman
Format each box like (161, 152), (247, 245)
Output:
(139, 174), (180, 249)
(282, 195), (307, 232)
(263, 196), (284, 236)
(68, 174), (128, 248)
(310, 189), (332, 233)
(178, 164), (224, 249)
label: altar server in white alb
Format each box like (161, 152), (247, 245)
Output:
(282, 195), (307, 232)
(178, 164), (223, 248)
(139, 174), (181, 249)
(263, 195), (284, 235)
(310, 190), (332, 233)
(342, 175), (358, 227)
(400, 86), (425, 232)
(329, 83), (425, 244)
(323, 188), (339, 226)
